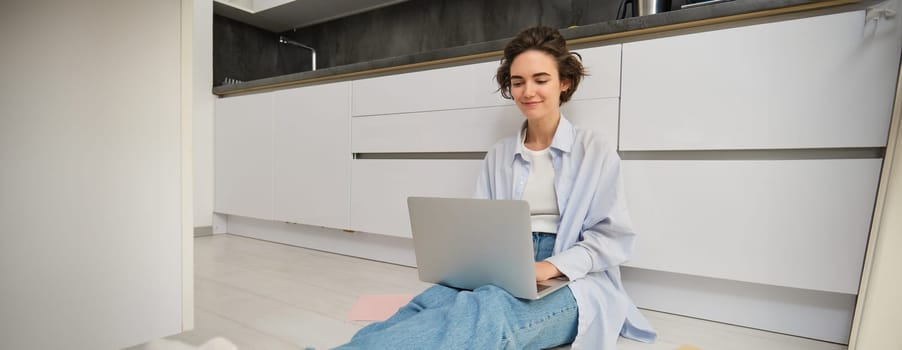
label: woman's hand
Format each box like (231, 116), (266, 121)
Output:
(535, 261), (563, 281)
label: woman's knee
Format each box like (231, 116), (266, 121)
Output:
(411, 284), (459, 309)
(474, 284), (514, 295)
(464, 285), (521, 316)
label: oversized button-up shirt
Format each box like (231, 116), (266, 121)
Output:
(474, 115), (657, 349)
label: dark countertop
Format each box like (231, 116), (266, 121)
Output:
(213, 0), (863, 97)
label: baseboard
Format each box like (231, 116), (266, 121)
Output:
(193, 226), (213, 237)
(622, 266), (855, 344)
(225, 214), (417, 266)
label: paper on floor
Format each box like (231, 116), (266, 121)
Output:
(676, 345), (704, 350)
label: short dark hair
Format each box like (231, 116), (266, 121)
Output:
(496, 26), (586, 105)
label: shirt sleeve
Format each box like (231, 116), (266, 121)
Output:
(545, 143), (637, 280)
(473, 147), (495, 200)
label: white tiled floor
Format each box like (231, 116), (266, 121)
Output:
(128, 234), (847, 350)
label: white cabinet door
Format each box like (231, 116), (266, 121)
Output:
(272, 83), (351, 229)
(562, 98), (620, 146)
(351, 61), (507, 116)
(570, 45), (622, 101)
(620, 10), (901, 150)
(622, 158), (882, 294)
(351, 160), (483, 237)
(214, 93), (273, 220)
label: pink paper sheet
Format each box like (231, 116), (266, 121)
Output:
(347, 294), (415, 321)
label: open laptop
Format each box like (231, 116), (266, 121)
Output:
(407, 196), (570, 300)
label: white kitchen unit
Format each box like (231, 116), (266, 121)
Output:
(620, 9), (901, 151)
(349, 97), (621, 236)
(351, 105), (523, 153)
(273, 83), (351, 229)
(213, 5), (901, 345)
(215, 92), (274, 220)
(622, 158), (882, 294)
(350, 159), (483, 237)
(346, 43), (624, 237)
(351, 61), (507, 117)
(616, 5), (901, 343)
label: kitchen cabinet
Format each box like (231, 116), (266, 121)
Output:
(612, 7), (901, 342)
(346, 43), (623, 237)
(351, 61), (506, 117)
(272, 83), (351, 229)
(351, 105), (522, 153)
(622, 158), (882, 294)
(214, 92), (273, 220)
(348, 97), (620, 237)
(569, 45), (622, 101)
(615, 6), (901, 293)
(350, 159), (483, 237)
(560, 98), (620, 145)
(620, 9), (901, 150)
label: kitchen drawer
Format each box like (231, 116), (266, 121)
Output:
(620, 10), (901, 150)
(622, 158), (882, 293)
(350, 159), (483, 237)
(352, 105), (521, 153)
(351, 61), (506, 116)
(352, 98), (620, 153)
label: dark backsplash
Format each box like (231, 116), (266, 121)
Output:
(214, 14), (312, 86)
(214, 0), (685, 86)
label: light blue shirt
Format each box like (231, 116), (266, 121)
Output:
(474, 115), (657, 349)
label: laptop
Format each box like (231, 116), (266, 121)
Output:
(406, 196), (570, 300)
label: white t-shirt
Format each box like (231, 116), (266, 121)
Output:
(521, 144), (561, 234)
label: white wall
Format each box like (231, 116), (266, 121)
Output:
(194, 0), (215, 228)
(0, 1), (186, 349)
(850, 53), (902, 349)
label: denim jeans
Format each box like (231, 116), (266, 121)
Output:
(334, 232), (578, 350)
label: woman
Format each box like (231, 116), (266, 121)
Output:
(336, 26), (656, 350)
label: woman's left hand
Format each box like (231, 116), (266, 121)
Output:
(535, 261), (563, 281)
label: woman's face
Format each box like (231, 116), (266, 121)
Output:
(509, 49), (570, 122)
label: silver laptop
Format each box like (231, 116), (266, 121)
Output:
(407, 196), (570, 300)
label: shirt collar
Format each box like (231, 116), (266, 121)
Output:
(551, 114), (574, 153)
(514, 113), (575, 159)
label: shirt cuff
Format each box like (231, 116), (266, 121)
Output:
(545, 245), (594, 281)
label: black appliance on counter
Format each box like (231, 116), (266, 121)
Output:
(618, 0), (671, 19)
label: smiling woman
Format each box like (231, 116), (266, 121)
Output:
(333, 26), (656, 350)
(494, 28), (584, 152)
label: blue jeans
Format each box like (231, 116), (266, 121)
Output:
(334, 232), (578, 350)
